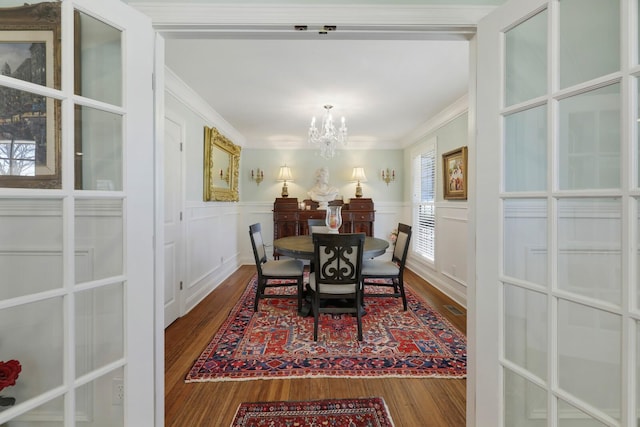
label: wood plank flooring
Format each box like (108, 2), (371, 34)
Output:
(165, 265), (467, 426)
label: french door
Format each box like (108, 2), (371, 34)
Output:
(0, 0), (155, 425)
(476, 0), (638, 426)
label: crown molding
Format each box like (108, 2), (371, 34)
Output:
(164, 67), (246, 145)
(400, 94), (468, 147)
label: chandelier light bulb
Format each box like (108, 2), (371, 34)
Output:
(308, 105), (348, 158)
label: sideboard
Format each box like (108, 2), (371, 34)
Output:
(273, 197), (375, 259)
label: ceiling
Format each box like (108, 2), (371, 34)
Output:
(126, 2), (490, 150)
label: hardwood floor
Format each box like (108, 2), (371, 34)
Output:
(165, 265), (467, 426)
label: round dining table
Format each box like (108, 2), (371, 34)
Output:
(273, 235), (389, 260)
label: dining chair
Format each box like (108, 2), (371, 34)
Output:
(249, 223), (305, 313)
(361, 223), (412, 310)
(307, 218), (330, 235)
(307, 232), (366, 341)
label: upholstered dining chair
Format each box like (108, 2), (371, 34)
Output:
(249, 223), (305, 313)
(361, 223), (412, 310)
(307, 218), (330, 235)
(307, 232), (366, 341)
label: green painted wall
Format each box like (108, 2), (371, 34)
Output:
(241, 148), (404, 203)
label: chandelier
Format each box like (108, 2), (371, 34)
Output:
(308, 105), (347, 158)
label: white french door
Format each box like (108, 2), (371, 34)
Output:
(0, 0), (155, 425)
(476, 0), (638, 426)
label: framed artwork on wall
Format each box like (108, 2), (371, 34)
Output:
(442, 146), (468, 200)
(203, 126), (241, 202)
(0, 3), (62, 188)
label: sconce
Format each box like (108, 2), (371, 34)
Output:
(250, 168), (264, 185)
(381, 168), (395, 185)
(277, 165), (293, 198)
(351, 167), (367, 198)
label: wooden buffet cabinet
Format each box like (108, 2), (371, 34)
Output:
(273, 197), (375, 258)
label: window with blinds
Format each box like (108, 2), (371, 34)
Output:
(413, 144), (436, 261)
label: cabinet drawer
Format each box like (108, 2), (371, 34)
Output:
(352, 212), (374, 222)
(301, 211), (325, 220)
(274, 212), (299, 221)
(349, 200), (373, 210)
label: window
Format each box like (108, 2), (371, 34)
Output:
(413, 141), (436, 261)
(0, 139), (36, 176)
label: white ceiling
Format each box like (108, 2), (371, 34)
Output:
(125, 2), (487, 150)
(164, 37), (469, 150)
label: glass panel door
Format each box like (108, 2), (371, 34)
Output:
(0, 0), (154, 425)
(477, 0), (636, 426)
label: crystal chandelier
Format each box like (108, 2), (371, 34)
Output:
(308, 105), (347, 158)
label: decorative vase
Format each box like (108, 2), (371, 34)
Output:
(325, 205), (342, 233)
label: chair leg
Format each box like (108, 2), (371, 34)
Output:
(297, 277), (303, 313)
(356, 293), (363, 341)
(397, 277), (407, 311)
(313, 301), (320, 341)
(253, 280), (262, 311)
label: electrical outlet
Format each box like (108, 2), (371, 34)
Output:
(112, 378), (124, 405)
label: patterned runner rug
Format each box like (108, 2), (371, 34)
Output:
(185, 275), (466, 382)
(230, 397), (395, 427)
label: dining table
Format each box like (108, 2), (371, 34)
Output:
(273, 234), (389, 317)
(273, 234), (389, 261)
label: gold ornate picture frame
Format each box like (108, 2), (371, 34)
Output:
(442, 146), (468, 200)
(203, 126), (241, 202)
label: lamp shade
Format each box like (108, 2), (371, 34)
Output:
(351, 167), (367, 182)
(277, 166), (293, 182)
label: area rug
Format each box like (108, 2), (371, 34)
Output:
(185, 274), (466, 382)
(230, 397), (395, 427)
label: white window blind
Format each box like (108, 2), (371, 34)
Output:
(413, 144), (436, 261)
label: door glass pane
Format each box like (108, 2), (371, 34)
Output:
(505, 106), (547, 191)
(0, 89), (61, 188)
(637, 80), (640, 188)
(558, 299), (621, 421)
(76, 283), (124, 377)
(74, 106), (123, 191)
(637, 320), (640, 423)
(75, 199), (123, 283)
(0, 297), (63, 404)
(557, 198), (621, 305)
(557, 399), (608, 426)
(4, 395), (64, 426)
(504, 284), (547, 379)
(75, 367), (124, 427)
(559, 0), (620, 88)
(504, 199), (547, 285)
(75, 10), (122, 106)
(0, 198), (63, 301)
(504, 369), (547, 426)
(558, 84), (620, 190)
(0, 2), (61, 90)
(505, 9), (547, 106)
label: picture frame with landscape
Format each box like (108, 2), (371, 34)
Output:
(0, 3), (61, 188)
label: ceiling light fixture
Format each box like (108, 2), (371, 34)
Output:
(308, 104), (347, 159)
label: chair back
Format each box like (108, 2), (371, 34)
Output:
(249, 223), (267, 272)
(392, 223), (412, 267)
(312, 233), (365, 287)
(307, 219), (328, 235)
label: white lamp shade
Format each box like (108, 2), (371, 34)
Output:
(351, 167), (367, 182)
(277, 166), (293, 181)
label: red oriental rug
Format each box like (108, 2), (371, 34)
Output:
(185, 275), (466, 382)
(230, 397), (395, 427)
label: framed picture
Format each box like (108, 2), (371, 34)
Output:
(0, 3), (62, 188)
(203, 126), (241, 202)
(442, 146), (468, 200)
